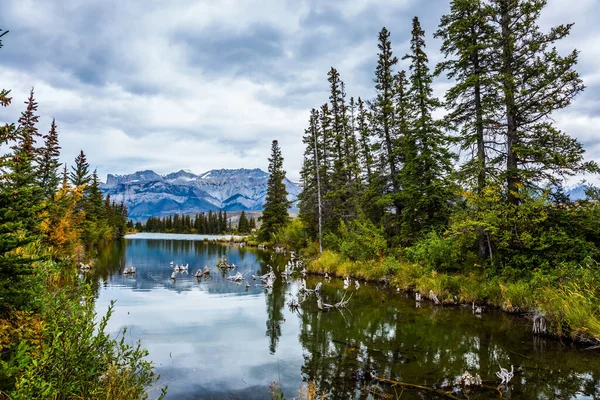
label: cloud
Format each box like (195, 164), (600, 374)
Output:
(0, 0), (598, 184)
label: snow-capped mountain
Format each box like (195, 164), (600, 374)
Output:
(101, 168), (301, 221)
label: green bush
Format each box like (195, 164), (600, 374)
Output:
(405, 231), (460, 271)
(2, 275), (166, 400)
(334, 217), (387, 262)
(272, 218), (307, 251)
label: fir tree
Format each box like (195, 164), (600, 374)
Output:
(488, 0), (597, 204)
(435, 0), (498, 193)
(0, 88), (44, 310)
(38, 118), (62, 199)
(356, 98), (374, 183)
(400, 16), (455, 238)
(298, 109), (324, 250)
(238, 210), (249, 234)
(70, 150), (91, 187)
(259, 140), (291, 241)
(372, 27), (402, 216)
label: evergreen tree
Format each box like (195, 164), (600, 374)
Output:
(85, 170), (105, 222)
(70, 150), (91, 187)
(435, 0), (499, 257)
(38, 118), (62, 200)
(371, 27), (403, 216)
(488, 0), (597, 204)
(298, 109), (324, 249)
(238, 210), (249, 234)
(0, 88), (44, 310)
(435, 0), (498, 193)
(400, 16), (455, 238)
(356, 98), (374, 183)
(259, 140), (291, 241)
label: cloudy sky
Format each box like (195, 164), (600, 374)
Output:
(1, 0), (599, 183)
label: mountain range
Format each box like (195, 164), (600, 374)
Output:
(100, 168), (301, 222)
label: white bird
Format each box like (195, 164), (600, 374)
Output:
(355, 280), (360, 290)
(171, 271), (177, 280)
(170, 261), (174, 266)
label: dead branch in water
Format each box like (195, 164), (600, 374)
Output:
(368, 373), (463, 400)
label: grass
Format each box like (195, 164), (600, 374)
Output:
(306, 250), (600, 342)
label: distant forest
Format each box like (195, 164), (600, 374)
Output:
(133, 210), (256, 234)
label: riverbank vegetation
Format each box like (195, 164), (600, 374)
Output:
(0, 30), (163, 398)
(265, 1), (600, 343)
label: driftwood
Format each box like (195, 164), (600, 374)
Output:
(532, 311), (547, 335)
(429, 290), (441, 305)
(316, 291), (352, 311)
(123, 266), (136, 275)
(79, 262), (92, 271)
(216, 257), (236, 269)
(496, 364), (514, 388)
(226, 272), (245, 282)
(368, 373), (463, 400)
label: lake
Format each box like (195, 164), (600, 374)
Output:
(89, 235), (600, 399)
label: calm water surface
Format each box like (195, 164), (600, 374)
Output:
(90, 235), (600, 399)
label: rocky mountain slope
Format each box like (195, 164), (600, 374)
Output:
(101, 168), (301, 221)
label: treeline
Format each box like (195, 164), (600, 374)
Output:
(298, 0), (599, 270)
(0, 30), (161, 398)
(135, 210), (256, 234)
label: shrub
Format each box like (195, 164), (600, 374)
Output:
(1, 274), (166, 400)
(336, 217), (387, 262)
(272, 218), (307, 251)
(405, 231), (460, 271)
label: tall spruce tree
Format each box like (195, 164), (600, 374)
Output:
(259, 140), (291, 241)
(488, 0), (597, 204)
(70, 150), (91, 187)
(372, 27), (403, 217)
(400, 16), (455, 238)
(298, 109), (324, 251)
(238, 210), (249, 234)
(435, 0), (499, 257)
(0, 87), (44, 310)
(38, 118), (62, 199)
(356, 98), (374, 183)
(435, 0), (498, 193)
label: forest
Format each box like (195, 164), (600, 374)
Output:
(259, 0), (600, 344)
(135, 210), (256, 235)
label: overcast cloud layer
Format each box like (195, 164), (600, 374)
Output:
(1, 0), (599, 184)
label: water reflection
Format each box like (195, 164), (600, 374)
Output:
(92, 238), (600, 400)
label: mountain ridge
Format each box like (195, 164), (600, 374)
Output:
(101, 168), (301, 221)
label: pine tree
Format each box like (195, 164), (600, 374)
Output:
(435, 0), (499, 257)
(238, 210), (249, 233)
(70, 150), (91, 187)
(371, 27), (402, 216)
(259, 140), (291, 241)
(298, 109), (324, 250)
(38, 118), (62, 200)
(435, 0), (498, 193)
(356, 98), (374, 183)
(400, 16), (455, 238)
(489, 0), (597, 204)
(0, 88), (44, 310)
(85, 169), (105, 222)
